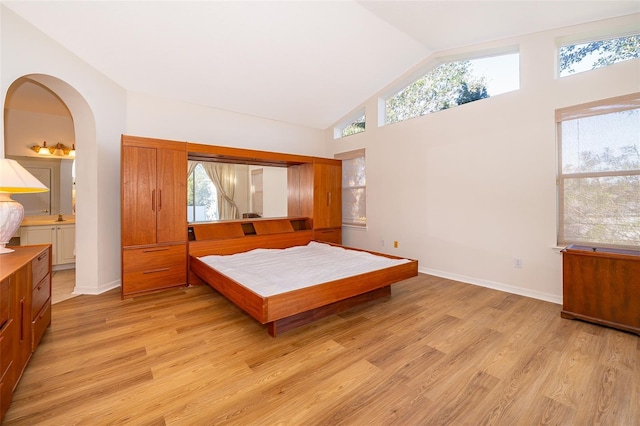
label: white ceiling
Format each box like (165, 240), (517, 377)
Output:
(3, 1), (639, 129)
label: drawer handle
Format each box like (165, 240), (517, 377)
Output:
(20, 297), (25, 341)
(142, 248), (170, 253)
(38, 252), (48, 261)
(143, 268), (170, 274)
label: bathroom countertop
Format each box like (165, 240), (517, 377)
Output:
(21, 215), (76, 226)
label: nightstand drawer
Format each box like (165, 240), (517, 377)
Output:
(32, 248), (50, 287)
(31, 275), (51, 319)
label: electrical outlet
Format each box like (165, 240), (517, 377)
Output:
(380, 239), (385, 247)
(514, 258), (523, 268)
(394, 241), (398, 248)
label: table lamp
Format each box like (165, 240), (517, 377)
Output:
(0, 158), (49, 254)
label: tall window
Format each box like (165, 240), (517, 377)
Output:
(556, 93), (640, 249)
(336, 149), (366, 226)
(385, 51), (519, 125)
(559, 34), (640, 77)
(187, 163), (218, 222)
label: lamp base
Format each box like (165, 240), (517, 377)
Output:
(0, 196), (24, 254)
(0, 244), (16, 254)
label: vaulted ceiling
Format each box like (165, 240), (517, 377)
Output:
(4, 1), (639, 129)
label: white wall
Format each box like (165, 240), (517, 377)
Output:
(325, 14), (640, 303)
(261, 167), (288, 217)
(4, 109), (75, 156)
(126, 92), (325, 155)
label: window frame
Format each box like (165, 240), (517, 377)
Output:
(335, 149), (366, 227)
(556, 92), (640, 249)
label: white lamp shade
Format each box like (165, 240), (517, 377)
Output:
(0, 158), (49, 193)
(0, 158), (49, 253)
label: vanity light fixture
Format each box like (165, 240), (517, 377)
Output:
(30, 141), (75, 157)
(0, 158), (49, 254)
(31, 141), (52, 155)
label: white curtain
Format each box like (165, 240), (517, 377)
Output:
(187, 160), (198, 178)
(200, 162), (239, 220)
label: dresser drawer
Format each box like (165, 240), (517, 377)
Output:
(122, 244), (187, 295)
(31, 301), (51, 351)
(0, 319), (14, 380)
(32, 248), (51, 287)
(0, 278), (8, 330)
(31, 275), (51, 319)
(1, 364), (12, 424)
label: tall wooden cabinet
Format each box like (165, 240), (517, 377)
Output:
(0, 245), (52, 422)
(288, 158), (342, 244)
(121, 135), (187, 297)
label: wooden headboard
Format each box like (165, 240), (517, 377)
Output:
(188, 217), (313, 257)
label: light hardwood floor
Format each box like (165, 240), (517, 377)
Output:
(4, 274), (639, 425)
(51, 269), (78, 304)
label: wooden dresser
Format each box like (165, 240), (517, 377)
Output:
(561, 245), (639, 335)
(0, 245), (52, 422)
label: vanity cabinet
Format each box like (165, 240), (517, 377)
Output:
(0, 245), (52, 422)
(121, 135), (188, 297)
(20, 224), (75, 267)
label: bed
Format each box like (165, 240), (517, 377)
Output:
(188, 219), (419, 336)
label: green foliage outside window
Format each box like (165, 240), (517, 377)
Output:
(341, 115), (366, 137)
(386, 60), (489, 124)
(187, 164), (218, 222)
(560, 34), (640, 76)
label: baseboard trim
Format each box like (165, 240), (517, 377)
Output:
(73, 279), (121, 295)
(419, 267), (562, 305)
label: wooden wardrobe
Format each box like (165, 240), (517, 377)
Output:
(121, 135), (187, 297)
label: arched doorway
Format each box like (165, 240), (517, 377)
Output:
(3, 74), (97, 299)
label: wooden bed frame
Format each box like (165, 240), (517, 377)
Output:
(188, 218), (419, 336)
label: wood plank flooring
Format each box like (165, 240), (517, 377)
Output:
(4, 274), (639, 425)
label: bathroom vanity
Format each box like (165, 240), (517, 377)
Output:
(19, 215), (75, 268)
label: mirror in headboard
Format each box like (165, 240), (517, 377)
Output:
(187, 143), (312, 223)
(187, 161), (288, 222)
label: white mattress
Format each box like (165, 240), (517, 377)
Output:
(198, 241), (411, 297)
